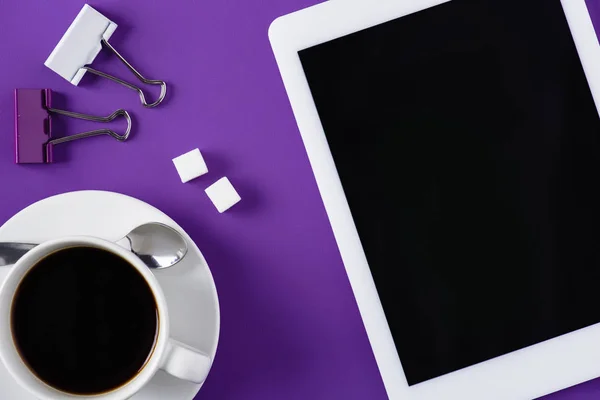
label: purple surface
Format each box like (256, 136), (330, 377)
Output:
(0, 1), (599, 399)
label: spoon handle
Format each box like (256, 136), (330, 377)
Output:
(0, 243), (37, 267)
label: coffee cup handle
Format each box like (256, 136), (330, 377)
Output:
(159, 338), (212, 383)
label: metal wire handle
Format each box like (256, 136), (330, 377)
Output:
(83, 39), (167, 108)
(47, 107), (132, 145)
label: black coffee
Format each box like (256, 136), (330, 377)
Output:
(11, 246), (158, 395)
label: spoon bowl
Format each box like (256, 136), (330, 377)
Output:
(118, 222), (188, 269)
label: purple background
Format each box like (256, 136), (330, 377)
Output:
(0, 0), (598, 399)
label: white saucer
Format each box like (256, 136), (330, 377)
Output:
(0, 191), (220, 399)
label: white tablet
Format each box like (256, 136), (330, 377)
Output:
(270, 0), (600, 399)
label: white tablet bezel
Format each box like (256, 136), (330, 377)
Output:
(269, 0), (600, 399)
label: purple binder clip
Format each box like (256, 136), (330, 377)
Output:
(14, 89), (132, 164)
(14, 89), (53, 163)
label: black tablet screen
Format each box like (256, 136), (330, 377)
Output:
(299, 0), (600, 386)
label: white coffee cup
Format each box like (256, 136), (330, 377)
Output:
(0, 236), (212, 400)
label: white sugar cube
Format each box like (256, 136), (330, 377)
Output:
(172, 149), (208, 183)
(205, 177), (241, 213)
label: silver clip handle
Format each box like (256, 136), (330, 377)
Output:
(47, 108), (132, 145)
(83, 39), (167, 108)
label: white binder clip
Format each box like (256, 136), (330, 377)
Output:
(44, 4), (167, 108)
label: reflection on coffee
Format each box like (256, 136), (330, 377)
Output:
(11, 246), (158, 395)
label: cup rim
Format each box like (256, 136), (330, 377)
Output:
(0, 236), (171, 400)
